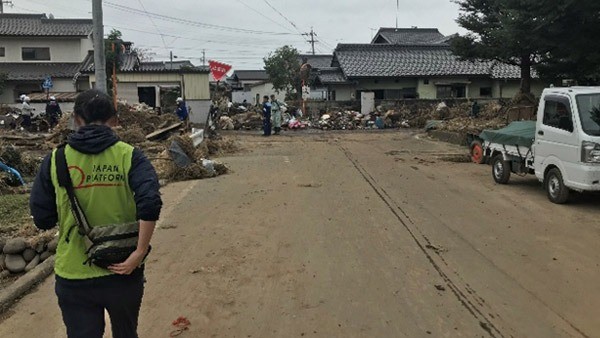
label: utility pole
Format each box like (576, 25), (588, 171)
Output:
(1, 1), (14, 14)
(170, 50), (173, 70)
(302, 27), (318, 55)
(92, 0), (107, 94)
(202, 49), (206, 66)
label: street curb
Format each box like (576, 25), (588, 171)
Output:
(0, 256), (55, 314)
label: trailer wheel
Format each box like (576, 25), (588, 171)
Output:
(470, 140), (486, 164)
(492, 155), (511, 184)
(545, 168), (570, 204)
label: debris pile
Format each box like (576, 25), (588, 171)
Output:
(153, 135), (230, 182)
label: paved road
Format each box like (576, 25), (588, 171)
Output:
(0, 131), (599, 337)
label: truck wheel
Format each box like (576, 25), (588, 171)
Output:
(492, 155), (511, 184)
(545, 168), (570, 204)
(470, 140), (486, 164)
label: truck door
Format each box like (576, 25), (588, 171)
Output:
(534, 95), (580, 180)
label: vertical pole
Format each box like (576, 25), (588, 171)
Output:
(202, 50), (206, 66)
(310, 28), (315, 55)
(92, 0), (107, 93)
(170, 51), (173, 70)
(112, 43), (117, 109)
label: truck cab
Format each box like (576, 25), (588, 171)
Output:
(533, 87), (600, 202)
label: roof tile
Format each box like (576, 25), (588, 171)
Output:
(0, 14), (92, 37)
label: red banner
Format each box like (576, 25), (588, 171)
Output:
(209, 60), (232, 82)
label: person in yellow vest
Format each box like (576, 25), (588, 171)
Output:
(30, 89), (162, 338)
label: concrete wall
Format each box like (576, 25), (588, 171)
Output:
(355, 78), (419, 91)
(329, 85), (357, 101)
(90, 72), (211, 103)
(187, 100), (212, 125)
(231, 82), (286, 105)
(0, 37), (89, 63)
(117, 83), (140, 104)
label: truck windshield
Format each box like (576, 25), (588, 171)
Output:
(576, 94), (600, 136)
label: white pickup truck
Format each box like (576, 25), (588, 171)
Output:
(479, 87), (600, 203)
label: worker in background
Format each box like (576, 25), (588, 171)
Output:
(46, 96), (62, 129)
(270, 94), (283, 135)
(174, 97), (189, 128)
(262, 95), (272, 137)
(21, 96), (34, 128)
(471, 100), (480, 118)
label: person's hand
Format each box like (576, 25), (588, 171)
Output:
(108, 249), (146, 275)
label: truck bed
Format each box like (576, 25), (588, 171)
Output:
(479, 121), (536, 148)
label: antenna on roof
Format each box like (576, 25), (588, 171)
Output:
(395, 0), (399, 29)
(0, 1), (14, 14)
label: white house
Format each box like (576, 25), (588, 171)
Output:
(0, 13), (93, 110)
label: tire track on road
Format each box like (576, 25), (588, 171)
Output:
(339, 145), (504, 338)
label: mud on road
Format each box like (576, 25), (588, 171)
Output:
(0, 131), (599, 337)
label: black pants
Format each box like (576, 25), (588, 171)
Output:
(263, 112), (272, 136)
(55, 269), (145, 338)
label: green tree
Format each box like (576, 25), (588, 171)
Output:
(263, 46), (301, 100)
(451, 0), (552, 94)
(534, 0), (600, 85)
(105, 29), (124, 95)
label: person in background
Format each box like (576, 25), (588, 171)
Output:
(175, 97), (189, 122)
(471, 100), (480, 118)
(46, 96), (63, 129)
(262, 95), (272, 137)
(30, 89), (162, 338)
(21, 96), (34, 128)
(270, 95), (283, 135)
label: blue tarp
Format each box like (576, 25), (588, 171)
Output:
(0, 161), (25, 185)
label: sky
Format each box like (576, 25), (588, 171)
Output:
(5, 0), (466, 70)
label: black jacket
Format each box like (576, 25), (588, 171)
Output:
(30, 125), (162, 230)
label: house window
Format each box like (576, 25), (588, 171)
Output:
(402, 88), (417, 99)
(0, 47), (5, 57)
(22, 47), (50, 61)
(436, 85), (466, 99)
(423, 79), (429, 85)
(384, 89), (402, 100)
(328, 90), (336, 101)
(437, 86), (453, 99)
(480, 87), (493, 97)
(543, 99), (573, 132)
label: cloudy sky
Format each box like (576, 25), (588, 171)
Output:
(6, 0), (466, 69)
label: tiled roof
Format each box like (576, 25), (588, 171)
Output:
(334, 44), (522, 79)
(0, 14), (92, 37)
(231, 70), (268, 81)
(299, 54), (333, 69)
(371, 28), (447, 45)
(316, 68), (349, 84)
(0, 62), (84, 80)
(81, 52), (209, 73)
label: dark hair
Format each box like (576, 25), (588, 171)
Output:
(73, 89), (116, 124)
(263, 95), (269, 100)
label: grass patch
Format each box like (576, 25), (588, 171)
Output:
(0, 194), (33, 238)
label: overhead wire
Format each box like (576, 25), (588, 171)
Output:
(261, 0), (302, 33)
(135, 0), (168, 49)
(235, 0), (295, 33)
(103, 1), (295, 36)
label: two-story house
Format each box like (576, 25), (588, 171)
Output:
(0, 13), (93, 107)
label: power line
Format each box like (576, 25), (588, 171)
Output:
(103, 1), (295, 36)
(135, 0), (168, 49)
(106, 25), (303, 47)
(235, 0), (294, 33)
(261, 0), (301, 33)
